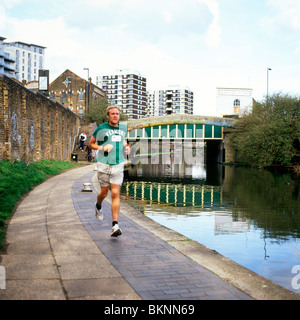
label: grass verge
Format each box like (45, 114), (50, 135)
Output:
(0, 159), (78, 250)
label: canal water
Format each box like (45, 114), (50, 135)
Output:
(121, 161), (300, 294)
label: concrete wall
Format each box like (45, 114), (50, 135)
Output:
(0, 75), (80, 163)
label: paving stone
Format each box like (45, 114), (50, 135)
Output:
(0, 280), (65, 300)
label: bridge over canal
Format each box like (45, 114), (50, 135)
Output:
(124, 114), (236, 164)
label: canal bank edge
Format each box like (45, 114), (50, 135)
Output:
(91, 174), (300, 301)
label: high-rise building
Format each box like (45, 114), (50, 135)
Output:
(0, 36), (15, 78)
(147, 86), (194, 116)
(96, 69), (147, 119)
(4, 40), (46, 82)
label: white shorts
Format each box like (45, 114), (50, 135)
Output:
(97, 162), (124, 187)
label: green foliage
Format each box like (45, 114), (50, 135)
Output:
(0, 160), (78, 249)
(84, 98), (128, 125)
(229, 93), (300, 167)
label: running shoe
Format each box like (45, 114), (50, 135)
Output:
(111, 224), (122, 237)
(95, 203), (103, 221)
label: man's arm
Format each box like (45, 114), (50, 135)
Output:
(123, 138), (130, 155)
(89, 136), (102, 150)
(89, 136), (113, 152)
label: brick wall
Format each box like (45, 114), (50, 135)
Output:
(0, 75), (80, 163)
(49, 69), (106, 116)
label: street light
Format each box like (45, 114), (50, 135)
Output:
(83, 67), (89, 80)
(267, 67), (272, 105)
(83, 68), (90, 115)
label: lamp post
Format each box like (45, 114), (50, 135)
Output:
(267, 67), (272, 105)
(83, 67), (89, 80)
(83, 68), (90, 115)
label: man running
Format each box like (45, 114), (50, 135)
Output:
(88, 105), (130, 237)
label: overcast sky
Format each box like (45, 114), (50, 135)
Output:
(1, 0), (300, 115)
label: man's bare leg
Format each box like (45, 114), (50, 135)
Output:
(110, 184), (121, 222)
(110, 184), (122, 236)
(97, 186), (109, 206)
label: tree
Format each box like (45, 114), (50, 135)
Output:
(83, 98), (128, 125)
(229, 93), (300, 167)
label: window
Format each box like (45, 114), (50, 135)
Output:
(160, 125), (168, 138)
(233, 99), (240, 114)
(186, 124), (194, 138)
(233, 99), (240, 106)
(169, 125), (176, 138)
(61, 92), (66, 103)
(205, 125), (212, 138)
(79, 90), (84, 101)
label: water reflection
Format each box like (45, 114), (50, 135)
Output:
(123, 163), (300, 240)
(222, 167), (300, 240)
(123, 181), (222, 208)
(122, 162), (300, 293)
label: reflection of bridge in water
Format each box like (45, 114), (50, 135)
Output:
(121, 178), (251, 236)
(121, 163), (251, 236)
(123, 156), (225, 209)
(122, 180), (222, 208)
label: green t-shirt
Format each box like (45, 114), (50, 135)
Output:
(93, 122), (128, 165)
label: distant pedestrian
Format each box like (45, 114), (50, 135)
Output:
(88, 105), (130, 237)
(79, 132), (87, 151)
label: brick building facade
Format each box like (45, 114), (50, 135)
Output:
(49, 69), (106, 117)
(0, 74), (80, 163)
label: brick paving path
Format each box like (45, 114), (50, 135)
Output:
(72, 171), (252, 300)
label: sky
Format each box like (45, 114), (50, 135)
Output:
(1, 0), (300, 115)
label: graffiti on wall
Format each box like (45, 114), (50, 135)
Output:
(0, 75), (80, 163)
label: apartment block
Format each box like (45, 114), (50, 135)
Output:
(4, 40), (46, 82)
(0, 36), (15, 78)
(147, 86), (194, 116)
(96, 69), (147, 119)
